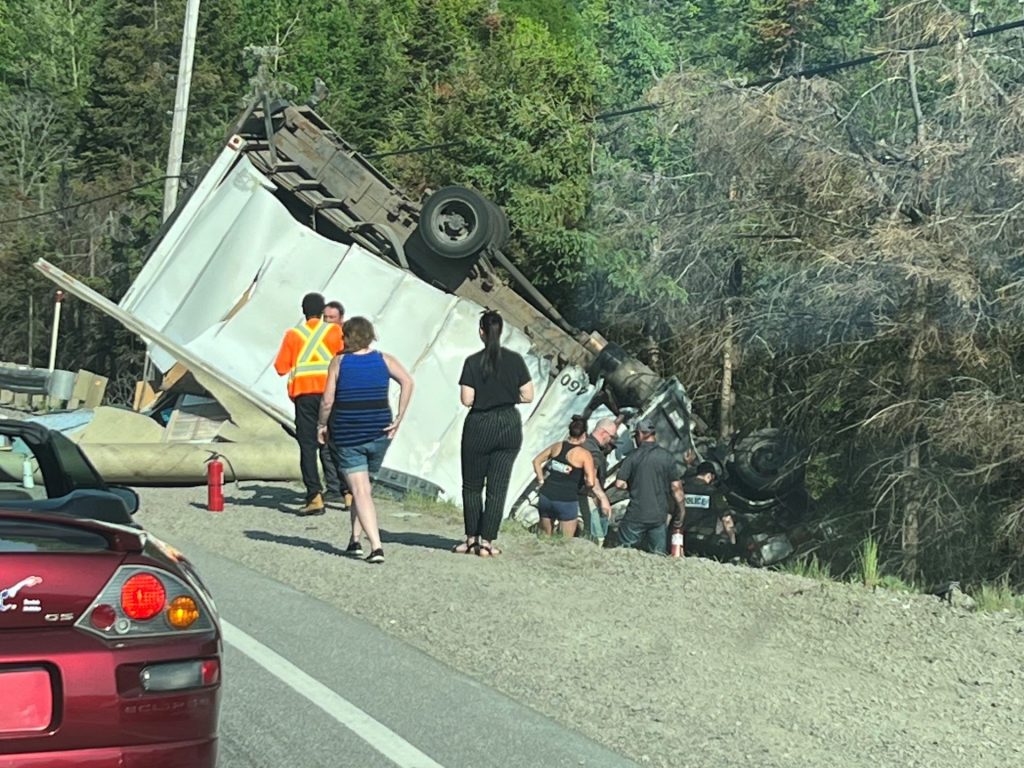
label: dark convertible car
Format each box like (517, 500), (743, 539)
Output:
(0, 419), (221, 767)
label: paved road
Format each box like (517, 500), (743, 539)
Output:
(178, 542), (638, 768)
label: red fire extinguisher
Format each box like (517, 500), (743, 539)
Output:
(206, 454), (224, 512)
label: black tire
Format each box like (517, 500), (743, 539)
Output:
(487, 200), (510, 250)
(419, 186), (494, 259)
(727, 428), (806, 499)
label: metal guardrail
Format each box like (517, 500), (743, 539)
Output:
(0, 364), (107, 411)
(0, 365), (51, 395)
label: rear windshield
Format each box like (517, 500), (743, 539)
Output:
(0, 520), (110, 553)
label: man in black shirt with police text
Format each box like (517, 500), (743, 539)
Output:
(679, 461), (737, 560)
(613, 418), (685, 554)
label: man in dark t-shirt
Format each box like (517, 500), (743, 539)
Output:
(613, 418), (685, 554)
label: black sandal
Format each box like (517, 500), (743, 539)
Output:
(477, 542), (501, 557)
(452, 539), (477, 554)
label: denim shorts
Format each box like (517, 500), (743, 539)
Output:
(538, 495), (580, 522)
(336, 437), (390, 475)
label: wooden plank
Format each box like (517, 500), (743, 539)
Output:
(67, 370), (95, 409)
(82, 373), (108, 408)
(133, 380), (157, 411)
(160, 362), (191, 391)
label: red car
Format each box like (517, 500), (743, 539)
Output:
(0, 419), (221, 767)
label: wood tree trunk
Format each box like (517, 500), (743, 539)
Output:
(719, 304), (735, 440)
(902, 434), (922, 581)
(901, 285), (928, 581)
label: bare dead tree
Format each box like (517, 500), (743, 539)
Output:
(0, 92), (71, 200)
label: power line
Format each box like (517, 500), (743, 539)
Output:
(365, 140), (467, 159)
(594, 16), (1024, 118)
(746, 16), (1024, 88)
(0, 176), (181, 226)
(591, 102), (666, 122)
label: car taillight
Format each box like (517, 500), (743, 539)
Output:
(140, 659), (220, 692)
(166, 596), (199, 629)
(202, 659), (220, 686)
(89, 604), (117, 631)
(75, 565), (216, 639)
(121, 573), (166, 620)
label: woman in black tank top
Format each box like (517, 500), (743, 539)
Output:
(531, 415), (597, 538)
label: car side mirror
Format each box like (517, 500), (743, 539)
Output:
(108, 485), (140, 515)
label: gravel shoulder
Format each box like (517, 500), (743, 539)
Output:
(136, 482), (1024, 768)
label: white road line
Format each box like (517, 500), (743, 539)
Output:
(222, 619), (445, 768)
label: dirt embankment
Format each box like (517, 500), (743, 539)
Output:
(137, 483), (1024, 768)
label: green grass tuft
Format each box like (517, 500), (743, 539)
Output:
(971, 578), (1021, 613)
(855, 536), (881, 589)
(499, 517), (535, 537)
(877, 574), (915, 593)
(780, 554), (832, 581)
(399, 492), (462, 521)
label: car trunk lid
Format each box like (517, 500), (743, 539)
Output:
(0, 514), (137, 630)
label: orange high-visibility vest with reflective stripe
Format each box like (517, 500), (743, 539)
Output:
(285, 320), (336, 398)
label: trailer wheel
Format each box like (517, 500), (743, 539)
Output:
(420, 186), (494, 259)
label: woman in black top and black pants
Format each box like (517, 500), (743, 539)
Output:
(456, 311), (534, 557)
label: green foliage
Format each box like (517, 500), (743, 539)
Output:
(504, 0), (583, 41)
(380, 9), (601, 298)
(855, 537), (881, 589)
(780, 554), (832, 581)
(971, 578), (1023, 614)
(0, 1), (14, 90)
(2, 0), (108, 100)
(803, 452), (841, 500)
(877, 574), (915, 593)
(76, 0), (182, 176)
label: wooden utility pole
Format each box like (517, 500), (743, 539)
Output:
(162, 0), (201, 223)
(150, 0), (200, 382)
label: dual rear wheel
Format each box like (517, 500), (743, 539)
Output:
(418, 186), (510, 259)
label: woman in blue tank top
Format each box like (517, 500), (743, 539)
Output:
(318, 317), (414, 564)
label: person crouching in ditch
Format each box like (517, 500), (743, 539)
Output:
(679, 461), (737, 561)
(317, 317), (414, 564)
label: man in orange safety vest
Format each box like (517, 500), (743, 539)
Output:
(274, 292), (344, 514)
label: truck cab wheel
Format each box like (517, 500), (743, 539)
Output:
(419, 186), (495, 258)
